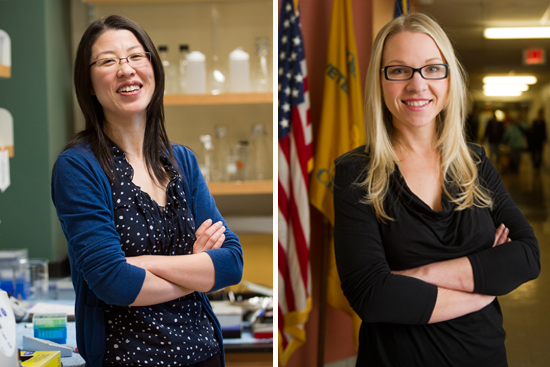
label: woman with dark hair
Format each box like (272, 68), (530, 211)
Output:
(334, 13), (539, 366)
(52, 15), (243, 367)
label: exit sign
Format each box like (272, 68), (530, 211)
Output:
(524, 49), (546, 65)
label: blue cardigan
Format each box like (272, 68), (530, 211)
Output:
(51, 143), (243, 367)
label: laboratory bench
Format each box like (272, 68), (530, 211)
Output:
(15, 301), (272, 367)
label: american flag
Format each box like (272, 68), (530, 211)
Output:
(278, 0), (313, 364)
(394, 0), (410, 17)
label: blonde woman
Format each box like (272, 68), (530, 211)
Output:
(333, 13), (539, 366)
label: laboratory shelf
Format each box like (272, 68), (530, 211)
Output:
(164, 92), (272, 106)
(207, 180), (272, 196)
(0, 65), (10, 78)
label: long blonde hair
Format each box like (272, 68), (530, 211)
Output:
(360, 13), (492, 222)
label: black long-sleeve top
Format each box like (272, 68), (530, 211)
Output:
(333, 144), (540, 367)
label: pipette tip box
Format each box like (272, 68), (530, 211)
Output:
(32, 313), (67, 345)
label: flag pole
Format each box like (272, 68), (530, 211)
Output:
(317, 216), (330, 367)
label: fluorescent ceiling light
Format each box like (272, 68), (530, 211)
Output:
(483, 84), (529, 92)
(483, 76), (537, 85)
(484, 27), (550, 39)
(483, 89), (523, 97)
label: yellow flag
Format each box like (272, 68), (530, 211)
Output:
(309, 0), (365, 350)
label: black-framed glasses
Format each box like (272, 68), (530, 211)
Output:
(381, 64), (449, 81)
(90, 52), (152, 69)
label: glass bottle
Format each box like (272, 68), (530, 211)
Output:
(250, 123), (272, 180)
(209, 5), (226, 95)
(199, 135), (214, 182)
(225, 146), (238, 182)
(158, 45), (178, 94)
(253, 37), (271, 92)
(235, 141), (249, 181)
(178, 44), (189, 94)
(213, 125), (230, 181)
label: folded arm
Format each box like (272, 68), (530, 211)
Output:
(393, 224), (511, 293)
(130, 272), (194, 306)
(467, 151), (540, 295)
(394, 149), (539, 297)
(429, 288), (495, 323)
(129, 146), (244, 293)
(126, 218), (225, 293)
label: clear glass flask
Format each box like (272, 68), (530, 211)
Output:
(158, 45), (178, 94)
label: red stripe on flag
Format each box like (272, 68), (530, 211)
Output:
(290, 106), (311, 185)
(279, 240), (297, 313)
(278, 181), (289, 223)
(288, 186), (310, 291)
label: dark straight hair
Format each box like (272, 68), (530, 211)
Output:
(67, 14), (176, 186)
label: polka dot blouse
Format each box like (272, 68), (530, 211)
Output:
(103, 146), (220, 366)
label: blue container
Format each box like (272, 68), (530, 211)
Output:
(0, 278), (30, 300)
(33, 313), (67, 344)
(34, 326), (67, 345)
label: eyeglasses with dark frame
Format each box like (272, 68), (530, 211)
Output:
(90, 52), (152, 69)
(381, 64), (449, 81)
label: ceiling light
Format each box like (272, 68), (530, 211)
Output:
(484, 27), (550, 39)
(483, 89), (523, 97)
(483, 84), (529, 92)
(482, 76), (537, 85)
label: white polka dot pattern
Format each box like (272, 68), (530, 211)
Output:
(103, 146), (220, 366)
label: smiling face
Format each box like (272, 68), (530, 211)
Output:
(89, 29), (155, 123)
(381, 31), (449, 135)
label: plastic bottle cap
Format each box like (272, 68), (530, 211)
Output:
(179, 44), (189, 52)
(158, 45), (168, 52)
(200, 135), (213, 150)
(187, 51), (206, 62)
(229, 48), (249, 61)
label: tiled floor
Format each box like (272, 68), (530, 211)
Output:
(498, 152), (550, 367)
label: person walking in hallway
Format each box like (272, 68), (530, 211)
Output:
(484, 111), (504, 168)
(502, 116), (528, 174)
(529, 109), (547, 172)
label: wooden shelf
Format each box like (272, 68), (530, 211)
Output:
(0, 65), (10, 78)
(207, 180), (272, 195)
(164, 92), (272, 106)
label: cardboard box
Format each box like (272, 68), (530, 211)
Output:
(20, 351), (61, 367)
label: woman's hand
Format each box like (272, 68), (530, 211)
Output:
(493, 223), (511, 247)
(193, 219), (226, 254)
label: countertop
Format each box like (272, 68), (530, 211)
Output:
(16, 300), (272, 366)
